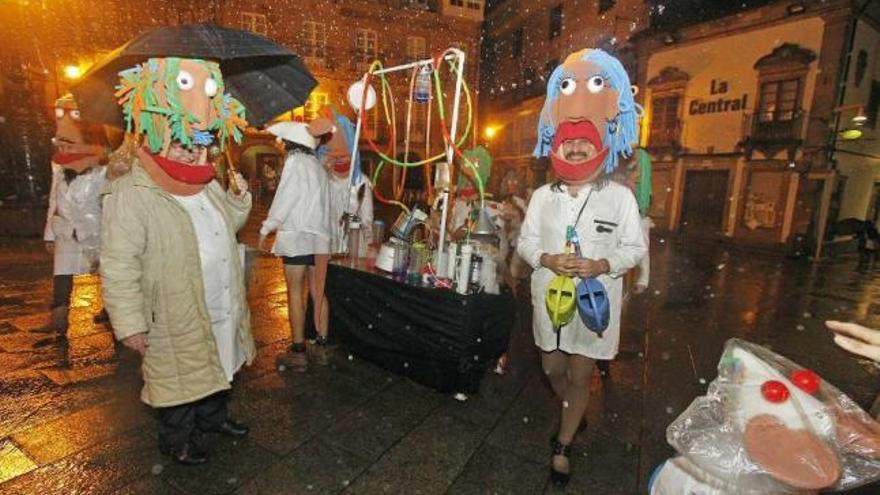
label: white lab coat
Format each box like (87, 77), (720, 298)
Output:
(635, 216), (653, 288)
(260, 151), (331, 257)
(328, 174), (374, 255)
(517, 181), (646, 359)
(173, 190), (246, 382)
(44, 164), (107, 275)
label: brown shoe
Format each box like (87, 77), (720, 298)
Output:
(276, 346), (307, 372)
(309, 337), (333, 366)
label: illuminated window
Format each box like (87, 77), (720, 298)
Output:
(355, 29), (378, 64)
(758, 79), (800, 122)
(407, 36), (426, 60)
(450, 0), (483, 9)
(649, 95), (681, 147)
(294, 92), (329, 122)
(302, 21), (326, 60)
(241, 12), (267, 35)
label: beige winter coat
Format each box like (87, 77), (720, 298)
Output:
(100, 162), (256, 408)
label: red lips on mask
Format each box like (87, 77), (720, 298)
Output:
(550, 121), (609, 183)
(149, 149), (216, 184)
(332, 161), (351, 175)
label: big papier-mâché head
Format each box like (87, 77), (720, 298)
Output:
(52, 94), (111, 173)
(664, 339), (880, 493)
(534, 49), (641, 183)
(116, 57), (247, 190)
(316, 106), (360, 183)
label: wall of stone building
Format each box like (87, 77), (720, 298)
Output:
(643, 16), (826, 155)
(836, 18), (880, 223)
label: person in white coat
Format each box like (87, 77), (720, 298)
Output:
(37, 95), (110, 337)
(517, 48), (646, 487)
(259, 120), (333, 371)
(318, 109), (373, 256)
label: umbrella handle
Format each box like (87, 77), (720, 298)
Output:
(225, 146), (240, 196)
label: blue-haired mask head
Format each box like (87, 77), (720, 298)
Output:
(316, 107), (361, 184)
(533, 49), (642, 178)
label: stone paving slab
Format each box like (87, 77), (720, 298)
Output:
(0, 235), (879, 494)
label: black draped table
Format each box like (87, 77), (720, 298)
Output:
(320, 262), (516, 394)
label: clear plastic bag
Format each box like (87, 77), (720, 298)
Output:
(658, 339), (880, 494)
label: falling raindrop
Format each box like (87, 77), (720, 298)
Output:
(151, 464), (163, 475)
(522, 416), (530, 423)
(796, 324), (805, 331)
(699, 378), (707, 385)
(666, 406), (674, 414)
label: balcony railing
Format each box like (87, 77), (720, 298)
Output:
(648, 123), (682, 149)
(743, 110), (805, 144)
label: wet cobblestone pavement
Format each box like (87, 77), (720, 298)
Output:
(1, 223), (879, 494)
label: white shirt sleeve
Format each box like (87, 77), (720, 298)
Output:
(605, 191), (648, 278)
(260, 154), (298, 237)
(517, 189), (546, 270)
(635, 217), (650, 287)
(44, 163), (62, 241)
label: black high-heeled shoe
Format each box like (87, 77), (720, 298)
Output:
(549, 437), (572, 487)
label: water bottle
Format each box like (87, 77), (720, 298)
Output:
(415, 65), (432, 103)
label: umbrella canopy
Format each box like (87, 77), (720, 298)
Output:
(71, 24), (317, 128)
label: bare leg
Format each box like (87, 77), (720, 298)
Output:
(559, 355), (594, 445)
(542, 352), (595, 476)
(284, 265), (307, 344)
(542, 350), (570, 399)
(307, 266), (330, 338)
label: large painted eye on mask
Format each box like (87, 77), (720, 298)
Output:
(586, 76), (605, 94)
(176, 70), (195, 91)
(70, 110), (81, 120)
(55, 108), (65, 119)
(204, 78), (219, 97)
(560, 77), (577, 96)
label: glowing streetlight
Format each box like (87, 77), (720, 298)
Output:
(484, 125), (499, 139)
(839, 128), (863, 141)
(63, 65), (82, 80)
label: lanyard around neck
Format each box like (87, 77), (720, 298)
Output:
(572, 187), (595, 230)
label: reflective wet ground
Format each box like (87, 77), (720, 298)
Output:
(0, 226), (878, 494)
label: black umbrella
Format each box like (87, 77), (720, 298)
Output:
(71, 24), (317, 128)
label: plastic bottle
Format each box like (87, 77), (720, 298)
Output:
(415, 65), (432, 103)
(457, 243), (473, 295)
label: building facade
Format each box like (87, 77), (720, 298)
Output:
(479, 0), (649, 190)
(634, 0), (880, 255)
(0, 0), (485, 206)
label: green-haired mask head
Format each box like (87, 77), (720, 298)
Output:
(116, 57), (247, 155)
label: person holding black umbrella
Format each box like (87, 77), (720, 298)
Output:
(100, 56), (254, 466)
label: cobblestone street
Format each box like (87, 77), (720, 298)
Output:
(0, 227), (879, 494)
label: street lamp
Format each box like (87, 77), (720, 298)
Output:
(63, 65), (82, 80)
(484, 125), (498, 139)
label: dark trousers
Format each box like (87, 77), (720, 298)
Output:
(157, 392), (228, 454)
(51, 274), (74, 309)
